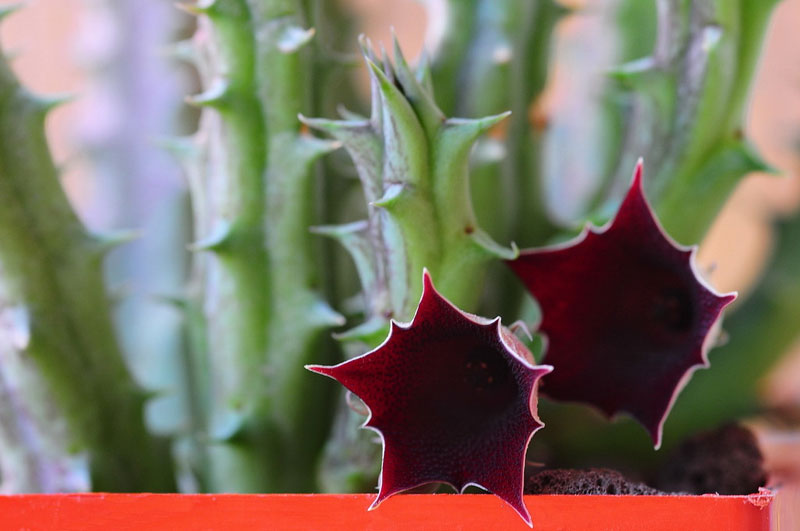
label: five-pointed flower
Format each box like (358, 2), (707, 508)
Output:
(307, 270), (552, 526)
(507, 160), (736, 448)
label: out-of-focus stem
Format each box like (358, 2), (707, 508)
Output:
(0, 23), (175, 491)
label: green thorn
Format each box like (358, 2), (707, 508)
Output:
(188, 220), (233, 252)
(415, 49), (434, 94)
(295, 134), (342, 164)
(390, 28), (445, 132)
(309, 300), (346, 328)
(185, 78), (230, 108)
(445, 111), (511, 139)
(310, 220), (370, 239)
(336, 104), (366, 121)
(277, 25), (316, 54)
(607, 57), (658, 87)
(371, 183), (405, 208)
(357, 34), (380, 65)
(736, 141), (778, 175)
(298, 114), (374, 150)
(92, 229), (141, 255)
(470, 231), (518, 260)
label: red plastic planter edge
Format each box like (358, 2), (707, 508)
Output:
(0, 492), (774, 530)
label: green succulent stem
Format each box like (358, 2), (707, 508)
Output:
(601, 0), (779, 245)
(307, 38), (517, 342)
(187, 0), (340, 492)
(0, 50), (175, 491)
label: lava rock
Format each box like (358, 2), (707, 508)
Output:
(525, 468), (663, 495)
(657, 423), (767, 495)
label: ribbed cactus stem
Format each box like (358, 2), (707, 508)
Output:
(186, 0), (341, 491)
(0, 23), (175, 491)
(0, 287), (87, 493)
(306, 37), (518, 490)
(306, 37), (517, 341)
(428, 0), (566, 248)
(185, 0), (272, 492)
(604, 0), (779, 244)
(248, 0), (344, 492)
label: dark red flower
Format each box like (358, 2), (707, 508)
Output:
(507, 160), (736, 448)
(307, 270), (552, 526)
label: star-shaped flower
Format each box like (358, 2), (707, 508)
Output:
(507, 160), (736, 448)
(307, 270), (552, 526)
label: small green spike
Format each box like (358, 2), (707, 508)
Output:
(185, 78), (230, 108)
(308, 300), (346, 328)
(390, 30), (445, 136)
(443, 112), (512, 146)
(415, 49), (434, 95)
(91, 229), (141, 255)
(187, 220), (234, 252)
(298, 115), (373, 145)
(378, 43), (395, 85)
(311, 221), (380, 304)
(607, 57), (658, 86)
(299, 114), (382, 202)
(371, 183), (405, 209)
(336, 104), (367, 121)
(469, 230), (519, 260)
(294, 134), (342, 164)
(277, 26), (316, 54)
(364, 57), (428, 188)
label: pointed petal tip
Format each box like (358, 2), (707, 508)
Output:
(305, 364), (337, 378)
(421, 267), (433, 287)
(632, 158), (644, 187)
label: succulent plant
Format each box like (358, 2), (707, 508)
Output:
(0, 2), (794, 529)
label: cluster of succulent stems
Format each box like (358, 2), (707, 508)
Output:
(0, 3), (794, 524)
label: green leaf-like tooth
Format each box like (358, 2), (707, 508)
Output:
(186, 77), (231, 108)
(390, 30), (444, 137)
(365, 58), (428, 188)
(336, 104), (367, 121)
(91, 229), (141, 256)
(415, 49), (434, 96)
(469, 230), (519, 260)
(188, 220), (234, 252)
(299, 115), (382, 203)
(311, 221), (383, 313)
(277, 25), (316, 54)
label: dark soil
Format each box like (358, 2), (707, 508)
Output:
(656, 423), (767, 495)
(524, 424), (767, 496)
(525, 468), (664, 495)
